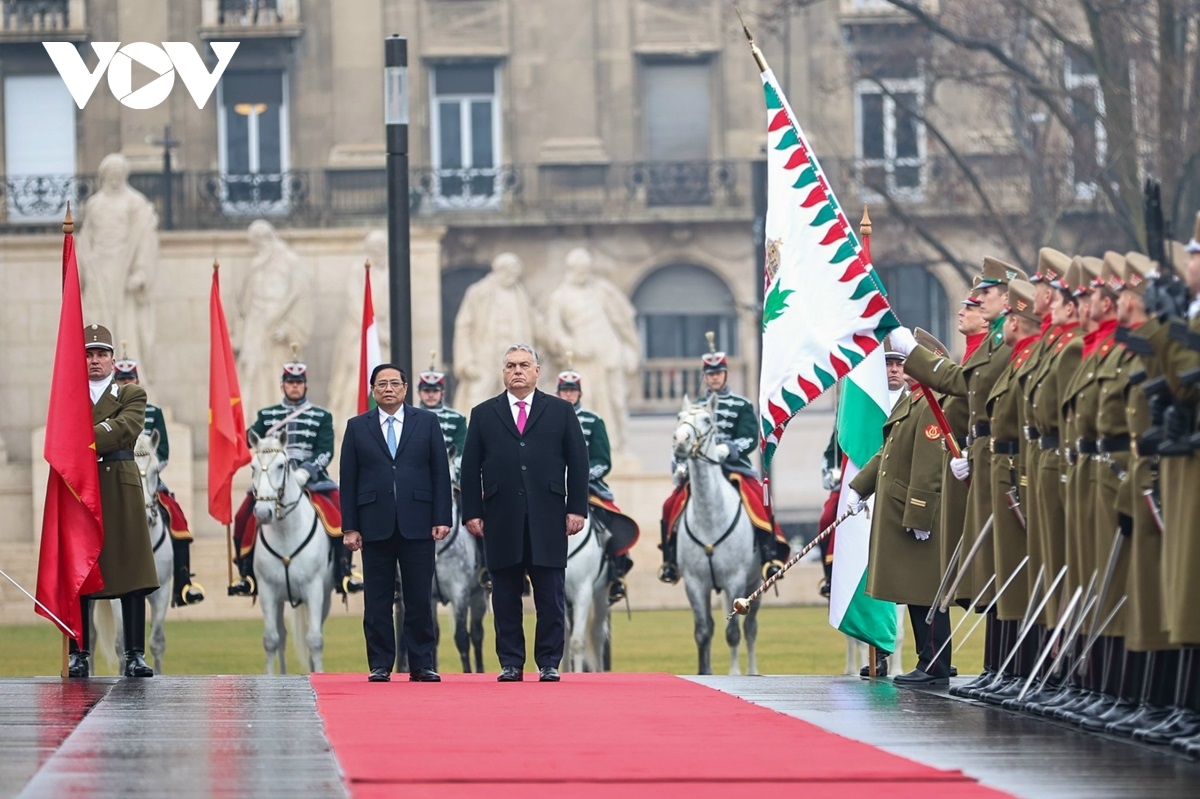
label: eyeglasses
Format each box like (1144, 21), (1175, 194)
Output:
(373, 380), (407, 389)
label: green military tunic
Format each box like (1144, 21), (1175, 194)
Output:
(986, 336), (1037, 621)
(1026, 324), (1081, 624)
(575, 406), (612, 495)
(690, 388), (757, 474)
(850, 387), (944, 605)
(428, 402), (467, 479)
(248, 400), (335, 481)
(1120, 319), (1171, 652)
(904, 318), (1011, 606)
(89, 379), (159, 599)
(143, 402), (169, 464)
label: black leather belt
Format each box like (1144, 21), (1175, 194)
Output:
(971, 422), (992, 440)
(97, 450), (134, 463)
(990, 439), (1020, 455)
(1098, 434), (1131, 454)
(1076, 438), (1098, 455)
(1135, 439), (1158, 458)
(1023, 425), (1041, 442)
(1039, 435), (1060, 451)
(1065, 449), (1078, 466)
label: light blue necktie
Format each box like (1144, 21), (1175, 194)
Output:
(385, 415), (398, 458)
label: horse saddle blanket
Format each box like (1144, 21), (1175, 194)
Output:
(588, 494), (640, 556)
(236, 488), (343, 556)
(663, 473), (786, 543)
(156, 489), (192, 540)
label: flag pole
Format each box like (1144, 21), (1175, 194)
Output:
(60, 206), (74, 679)
(858, 206), (880, 677)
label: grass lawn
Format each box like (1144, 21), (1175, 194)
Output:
(0, 605), (984, 678)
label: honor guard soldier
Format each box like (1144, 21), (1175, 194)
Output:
(113, 354), (204, 606)
(556, 367), (640, 605)
(70, 325), (160, 678)
(230, 353), (364, 596)
(658, 333), (789, 585)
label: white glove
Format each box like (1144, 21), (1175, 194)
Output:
(950, 456), (970, 482)
(844, 487), (865, 512)
(294, 467), (311, 488)
(910, 528), (931, 541)
(714, 443), (731, 461)
(889, 326), (918, 357)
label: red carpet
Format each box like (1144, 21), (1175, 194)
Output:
(312, 673), (1012, 798)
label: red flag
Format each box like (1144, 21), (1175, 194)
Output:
(357, 263), (381, 414)
(35, 215), (105, 642)
(207, 265), (251, 523)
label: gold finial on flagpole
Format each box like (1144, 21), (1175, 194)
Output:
(734, 4), (768, 72)
(213, 259), (220, 272)
(859, 205), (872, 238)
(62, 203), (74, 235)
(364, 258), (372, 271)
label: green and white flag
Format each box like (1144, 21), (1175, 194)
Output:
(753, 57), (898, 651)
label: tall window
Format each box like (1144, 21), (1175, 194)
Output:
(1065, 53), (1105, 201)
(855, 78), (925, 199)
(633, 264), (737, 360)
(876, 263), (949, 345)
(3, 74), (77, 223)
(218, 70), (288, 214)
(430, 63), (500, 208)
(641, 61), (712, 205)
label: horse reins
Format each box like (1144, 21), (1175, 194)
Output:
(136, 453), (166, 553)
(253, 449), (303, 520)
(677, 407), (745, 592)
(258, 512), (320, 608)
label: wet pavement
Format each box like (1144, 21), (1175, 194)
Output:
(691, 675), (1200, 799)
(6, 676), (346, 799)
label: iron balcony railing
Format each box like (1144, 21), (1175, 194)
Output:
(1, 0), (85, 37)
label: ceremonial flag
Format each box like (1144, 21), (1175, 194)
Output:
(357, 264), (382, 413)
(207, 264), (250, 524)
(750, 45), (898, 650)
(36, 211), (105, 642)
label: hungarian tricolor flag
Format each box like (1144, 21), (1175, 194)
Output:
(357, 263), (382, 413)
(36, 213), (105, 642)
(752, 48), (898, 651)
(207, 264), (251, 524)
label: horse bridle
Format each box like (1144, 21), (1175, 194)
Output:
(676, 411), (725, 465)
(135, 451), (166, 551)
(252, 448), (303, 521)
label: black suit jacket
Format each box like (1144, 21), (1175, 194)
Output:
(339, 405), (453, 542)
(460, 389), (589, 570)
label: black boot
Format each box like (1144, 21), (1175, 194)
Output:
(337, 548), (364, 595)
(67, 597), (91, 678)
(121, 595), (153, 678)
(607, 555), (632, 606)
(859, 650), (891, 678)
(228, 549), (257, 596)
(658, 520), (679, 584)
(474, 535), (491, 590)
(171, 537), (205, 606)
(758, 533), (785, 582)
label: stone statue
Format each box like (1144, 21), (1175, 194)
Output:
(329, 230), (391, 424)
(544, 247), (640, 453)
(78, 153), (159, 387)
(452, 252), (537, 412)
(234, 220), (314, 415)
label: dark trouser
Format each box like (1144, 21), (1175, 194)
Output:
(908, 603), (951, 678)
(121, 595), (146, 655)
(491, 516), (565, 670)
(362, 526), (435, 673)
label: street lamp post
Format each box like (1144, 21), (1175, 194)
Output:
(385, 34), (412, 402)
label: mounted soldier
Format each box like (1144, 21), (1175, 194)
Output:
(658, 333), (789, 585)
(555, 364), (640, 605)
(113, 352), (204, 607)
(229, 351), (363, 597)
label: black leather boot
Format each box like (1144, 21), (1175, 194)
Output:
(121, 595), (153, 678)
(228, 549), (257, 596)
(658, 520), (679, 584)
(67, 597), (91, 678)
(171, 537), (204, 606)
(337, 548), (364, 595)
(474, 535), (491, 590)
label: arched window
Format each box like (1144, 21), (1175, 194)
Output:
(441, 265), (490, 365)
(875, 263), (949, 345)
(633, 263), (738, 359)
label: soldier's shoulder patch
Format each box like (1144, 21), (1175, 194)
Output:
(924, 424), (941, 441)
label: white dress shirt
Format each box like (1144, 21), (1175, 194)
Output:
(506, 391), (533, 426)
(378, 405), (404, 441)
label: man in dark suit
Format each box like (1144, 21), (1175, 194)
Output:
(460, 344), (589, 682)
(340, 364), (453, 683)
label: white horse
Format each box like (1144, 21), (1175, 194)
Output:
(95, 430), (175, 674)
(249, 430), (335, 674)
(673, 395), (760, 676)
(564, 515), (610, 672)
(432, 488), (487, 672)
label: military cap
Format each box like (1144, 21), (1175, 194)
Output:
(914, 327), (948, 357)
(556, 369), (583, 391)
(961, 276), (983, 306)
(280, 342), (306, 381)
(1002, 279), (1040, 323)
(418, 369), (446, 390)
(114, 358), (139, 379)
(1121, 252), (1153, 297)
(701, 331), (728, 374)
(1073, 257), (1103, 298)
(1052, 257), (1081, 292)
(1187, 210), (1200, 254)
(883, 335), (906, 362)
(84, 324), (114, 351)
(978, 257), (1028, 287)
(1099, 251), (1126, 293)
(1032, 247), (1070, 286)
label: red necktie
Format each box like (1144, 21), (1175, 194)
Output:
(516, 400), (527, 433)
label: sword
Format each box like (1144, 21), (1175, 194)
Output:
(926, 532), (964, 624)
(989, 565), (1067, 679)
(1037, 568), (1100, 684)
(927, 572), (997, 669)
(1079, 528), (1126, 667)
(1004, 485), (1027, 530)
(1060, 596), (1129, 685)
(953, 555), (1029, 654)
(1143, 488), (1165, 533)
(1017, 585), (1085, 701)
(938, 513), (994, 613)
